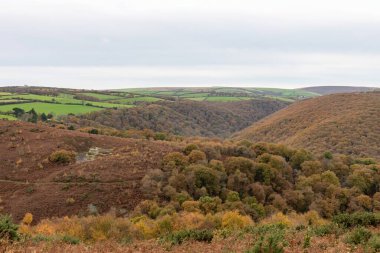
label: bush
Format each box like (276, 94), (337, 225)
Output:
(62, 235), (80, 244)
(183, 144), (199, 155)
(88, 128), (99, 134)
(246, 224), (287, 253)
(345, 227), (372, 245)
(221, 211), (254, 230)
(332, 212), (380, 228)
(49, 150), (76, 164)
(0, 214), (19, 242)
(312, 223), (340, 237)
(162, 152), (188, 170)
(164, 229), (213, 245)
(368, 234), (380, 252)
(188, 150), (207, 164)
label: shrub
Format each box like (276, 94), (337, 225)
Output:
(199, 196), (222, 214)
(164, 229), (213, 245)
(182, 201), (201, 212)
(134, 200), (161, 219)
(188, 150), (207, 164)
(49, 150), (76, 164)
(183, 144), (199, 155)
(162, 152), (188, 170)
(312, 223), (340, 237)
(345, 227), (372, 245)
(0, 214), (19, 242)
(221, 211), (253, 230)
(88, 128), (99, 134)
(22, 213), (33, 225)
(154, 132), (167, 141)
(62, 235), (80, 244)
(246, 224), (287, 253)
(332, 212), (380, 228)
(368, 234), (380, 252)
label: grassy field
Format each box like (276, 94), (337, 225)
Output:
(0, 102), (104, 115)
(112, 96), (163, 104)
(0, 91), (134, 119)
(0, 92), (12, 96)
(204, 96), (253, 102)
(0, 114), (17, 120)
(0, 94), (84, 104)
(80, 92), (124, 100)
(118, 87), (320, 102)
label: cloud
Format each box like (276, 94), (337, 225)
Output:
(0, 0), (380, 88)
(1, 52), (379, 88)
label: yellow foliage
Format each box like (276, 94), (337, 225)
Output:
(261, 212), (291, 227)
(172, 212), (206, 230)
(22, 213), (33, 225)
(18, 224), (32, 235)
(133, 217), (156, 239)
(221, 211), (254, 230)
(34, 220), (56, 236)
(182, 201), (201, 212)
(302, 210), (327, 226)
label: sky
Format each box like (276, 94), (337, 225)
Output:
(0, 0), (380, 89)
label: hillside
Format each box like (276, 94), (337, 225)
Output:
(301, 86), (376, 95)
(0, 120), (180, 222)
(233, 92), (380, 160)
(66, 99), (289, 138)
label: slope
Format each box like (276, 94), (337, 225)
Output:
(0, 120), (180, 222)
(233, 92), (380, 160)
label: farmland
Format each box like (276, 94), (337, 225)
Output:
(119, 87), (320, 102)
(0, 88), (156, 119)
(0, 86), (321, 121)
(0, 102), (105, 115)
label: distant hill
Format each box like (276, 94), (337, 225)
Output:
(233, 92), (380, 160)
(300, 86), (377, 95)
(66, 99), (289, 138)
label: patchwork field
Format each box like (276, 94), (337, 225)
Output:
(0, 102), (105, 115)
(119, 87), (320, 102)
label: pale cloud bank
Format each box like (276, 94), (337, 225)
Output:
(0, 0), (380, 88)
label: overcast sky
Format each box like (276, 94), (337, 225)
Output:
(1, 0), (380, 89)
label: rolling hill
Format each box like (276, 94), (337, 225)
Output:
(233, 92), (380, 160)
(301, 86), (377, 95)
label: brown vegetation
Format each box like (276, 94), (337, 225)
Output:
(234, 92), (380, 160)
(65, 99), (289, 138)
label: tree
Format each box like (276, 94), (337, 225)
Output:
(40, 113), (48, 122)
(192, 165), (220, 196)
(188, 150), (207, 164)
(27, 108), (38, 123)
(12, 107), (25, 118)
(224, 157), (254, 175)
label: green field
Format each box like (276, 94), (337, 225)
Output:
(118, 87), (320, 102)
(0, 102), (104, 116)
(112, 96), (163, 104)
(0, 94), (84, 104)
(204, 96), (253, 102)
(186, 97), (207, 101)
(80, 92), (123, 101)
(0, 114), (17, 120)
(250, 88), (319, 98)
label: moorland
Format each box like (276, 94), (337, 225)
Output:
(0, 85), (379, 253)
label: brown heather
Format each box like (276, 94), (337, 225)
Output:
(234, 92), (380, 160)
